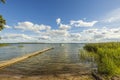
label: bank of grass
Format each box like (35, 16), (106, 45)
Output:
(0, 43), (9, 47)
(81, 42), (120, 78)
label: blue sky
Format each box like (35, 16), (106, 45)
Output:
(0, 0), (120, 43)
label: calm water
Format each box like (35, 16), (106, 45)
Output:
(0, 43), (91, 75)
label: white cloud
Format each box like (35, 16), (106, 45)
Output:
(70, 20), (98, 27)
(0, 33), (36, 43)
(94, 34), (105, 39)
(2, 33), (32, 40)
(59, 24), (71, 30)
(56, 18), (71, 30)
(38, 36), (51, 40)
(107, 17), (119, 23)
(83, 28), (98, 33)
(48, 29), (69, 37)
(4, 25), (11, 29)
(56, 18), (61, 25)
(68, 33), (81, 41)
(1, 16), (120, 43)
(69, 33), (81, 38)
(103, 8), (120, 23)
(14, 21), (51, 33)
(81, 27), (120, 42)
(1, 26), (120, 43)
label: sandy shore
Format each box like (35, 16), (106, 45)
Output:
(0, 62), (95, 80)
(0, 73), (94, 80)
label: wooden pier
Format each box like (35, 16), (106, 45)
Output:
(0, 47), (54, 69)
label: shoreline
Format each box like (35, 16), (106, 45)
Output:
(0, 73), (94, 80)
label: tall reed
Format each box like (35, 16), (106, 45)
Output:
(82, 42), (120, 76)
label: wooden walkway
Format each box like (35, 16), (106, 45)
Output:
(0, 47), (54, 69)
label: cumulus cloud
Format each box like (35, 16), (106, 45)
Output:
(83, 28), (98, 33)
(69, 33), (81, 38)
(38, 36), (51, 40)
(68, 33), (81, 41)
(70, 20), (98, 27)
(56, 18), (61, 25)
(14, 21), (51, 33)
(1, 15), (120, 43)
(56, 18), (71, 30)
(4, 25), (12, 29)
(1, 26), (120, 43)
(59, 24), (71, 30)
(94, 34), (105, 39)
(0, 33), (36, 43)
(47, 29), (69, 37)
(81, 27), (120, 42)
(2, 34), (32, 40)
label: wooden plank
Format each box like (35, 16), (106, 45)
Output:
(0, 47), (54, 69)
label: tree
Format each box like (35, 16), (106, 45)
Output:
(0, 0), (6, 4)
(0, 15), (6, 31)
(0, 0), (6, 31)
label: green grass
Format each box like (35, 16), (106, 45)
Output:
(0, 43), (9, 47)
(81, 42), (120, 77)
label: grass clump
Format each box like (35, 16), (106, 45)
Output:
(82, 42), (120, 77)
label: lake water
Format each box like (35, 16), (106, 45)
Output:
(0, 43), (92, 75)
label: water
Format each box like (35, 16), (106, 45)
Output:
(0, 44), (52, 61)
(0, 43), (91, 75)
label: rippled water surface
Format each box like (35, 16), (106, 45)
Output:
(0, 43), (91, 75)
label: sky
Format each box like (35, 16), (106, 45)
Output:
(0, 0), (120, 43)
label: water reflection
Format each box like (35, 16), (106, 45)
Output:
(0, 43), (91, 75)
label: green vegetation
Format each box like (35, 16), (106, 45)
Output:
(0, 0), (6, 31)
(81, 42), (120, 77)
(0, 43), (9, 47)
(0, 15), (6, 31)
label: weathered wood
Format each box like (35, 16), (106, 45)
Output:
(0, 47), (54, 69)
